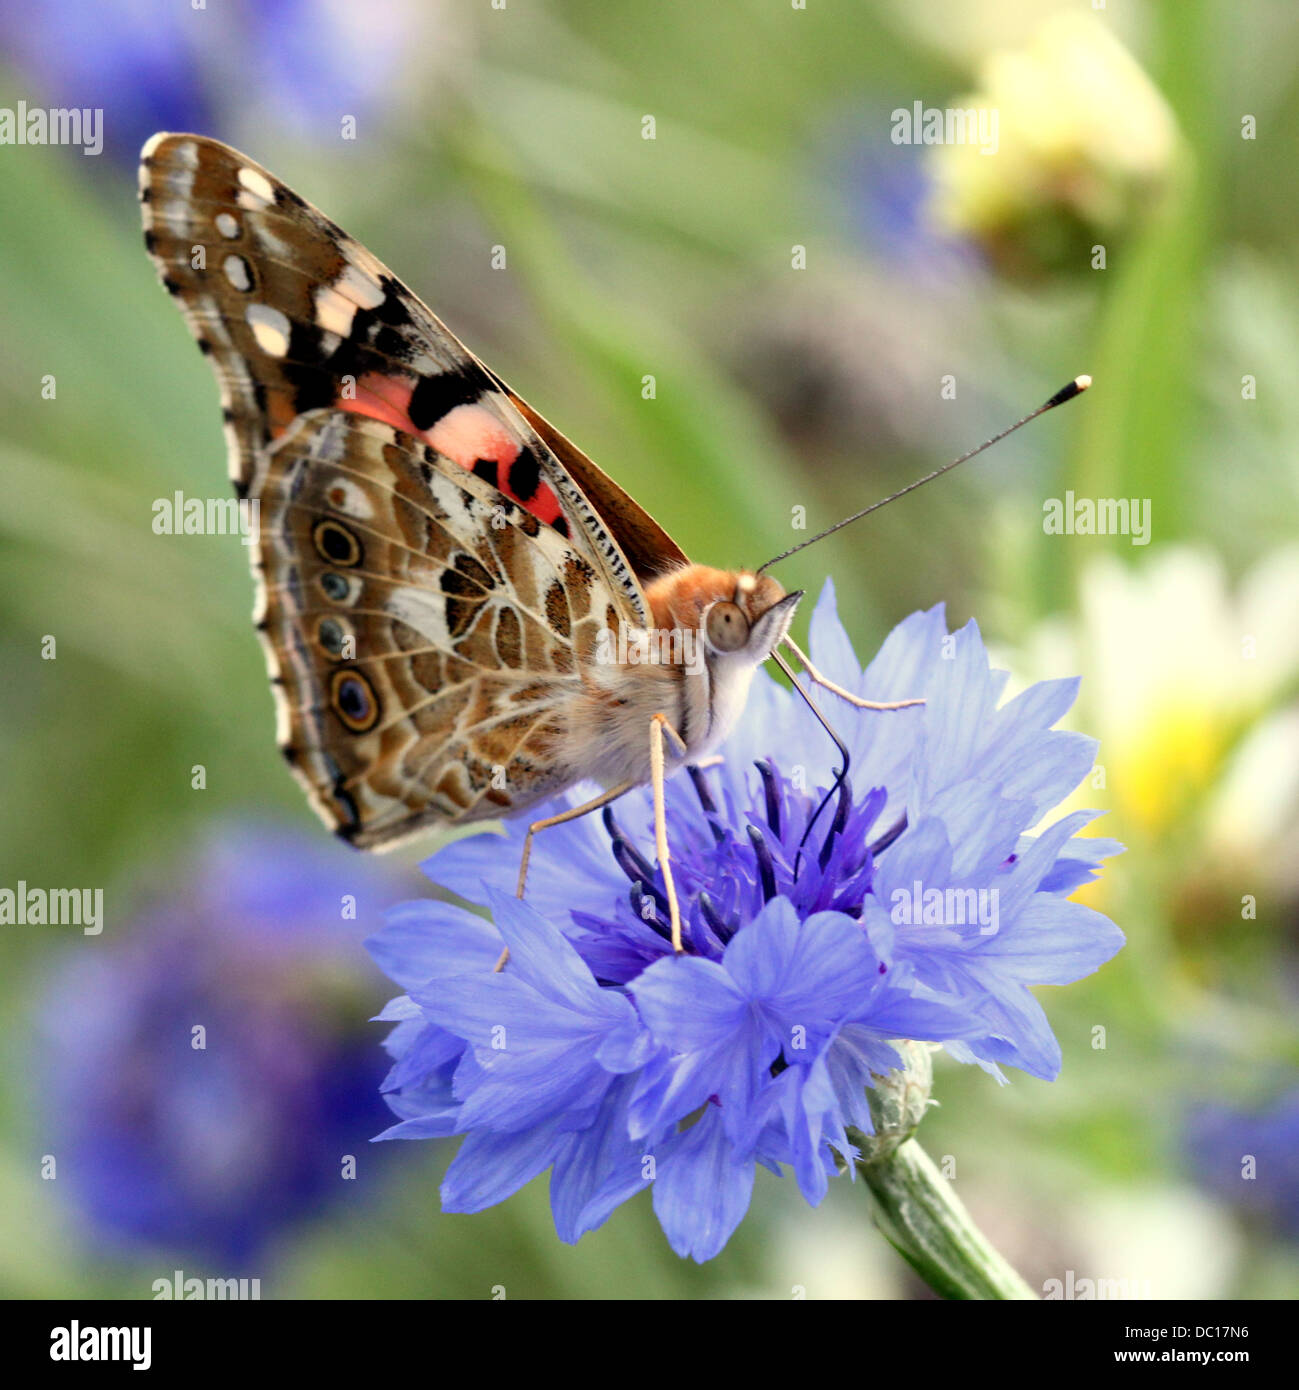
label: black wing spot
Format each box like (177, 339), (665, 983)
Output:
(440, 568), (481, 598)
(371, 326), (408, 359)
(285, 366), (335, 414)
(287, 321), (325, 365)
(407, 369), (482, 431)
(313, 519), (363, 567)
(508, 448), (541, 503)
(375, 277), (413, 325)
(331, 670), (380, 732)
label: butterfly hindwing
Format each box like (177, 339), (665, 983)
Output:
(257, 409), (622, 846)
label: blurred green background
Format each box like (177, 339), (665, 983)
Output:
(2, 0), (1297, 1299)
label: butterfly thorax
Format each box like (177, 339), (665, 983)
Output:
(559, 566), (794, 790)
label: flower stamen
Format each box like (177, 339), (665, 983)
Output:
(755, 759), (782, 836)
(868, 814), (908, 858)
(747, 825), (778, 902)
(818, 774), (854, 871)
(687, 765), (726, 843)
(629, 881), (675, 942)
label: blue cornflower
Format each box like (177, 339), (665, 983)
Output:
(369, 580), (1125, 1260)
(38, 825), (409, 1263)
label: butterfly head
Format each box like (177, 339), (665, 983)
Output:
(648, 566), (802, 673)
(703, 571), (803, 664)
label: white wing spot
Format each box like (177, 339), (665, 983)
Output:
(387, 587), (450, 645)
(215, 212), (239, 239)
(314, 284), (357, 337)
(237, 166), (276, 205)
(323, 475), (375, 520)
(223, 255), (252, 292)
(254, 222), (293, 258)
(246, 303), (291, 357)
(334, 262), (386, 310)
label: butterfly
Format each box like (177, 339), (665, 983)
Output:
(140, 134), (1085, 948)
(138, 133), (856, 946)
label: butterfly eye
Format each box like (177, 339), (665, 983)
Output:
(705, 601), (750, 652)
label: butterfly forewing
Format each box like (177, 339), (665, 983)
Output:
(138, 134), (654, 614)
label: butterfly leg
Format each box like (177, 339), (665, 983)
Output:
(783, 636), (925, 711)
(495, 780), (640, 972)
(649, 712), (689, 954)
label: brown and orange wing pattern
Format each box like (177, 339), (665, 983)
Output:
(138, 132), (684, 845)
(256, 409), (622, 846)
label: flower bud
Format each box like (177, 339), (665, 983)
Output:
(854, 1039), (934, 1165)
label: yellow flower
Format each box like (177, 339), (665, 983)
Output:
(928, 12), (1178, 260)
(1005, 546), (1299, 844)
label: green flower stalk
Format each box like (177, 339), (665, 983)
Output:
(854, 1043), (1037, 1300)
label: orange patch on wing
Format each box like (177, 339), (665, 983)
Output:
(336, 373), (418, 435)
(522, 485), (564, 526)
(427, 403), (520, 473)
(336, 375), (567, 527)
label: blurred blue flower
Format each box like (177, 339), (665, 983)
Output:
(3, 0), (420, 165)
(1187, 1091), (1299, 1239)
(369, 581), (1124, 1260)
(842, 123), (971, 279)
(39, 825), (409, 1263)
(1, 1), (214, 164)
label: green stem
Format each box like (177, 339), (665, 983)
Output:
(857, 1139), (1038, 1300)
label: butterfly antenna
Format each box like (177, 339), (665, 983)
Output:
(757, 375), (1091, 574)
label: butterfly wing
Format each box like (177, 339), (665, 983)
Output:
(258, 409), (619, 846)
(138, 132), (682, 845)
(138, 132), (675, 624)
(496, 392), (688, 584)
